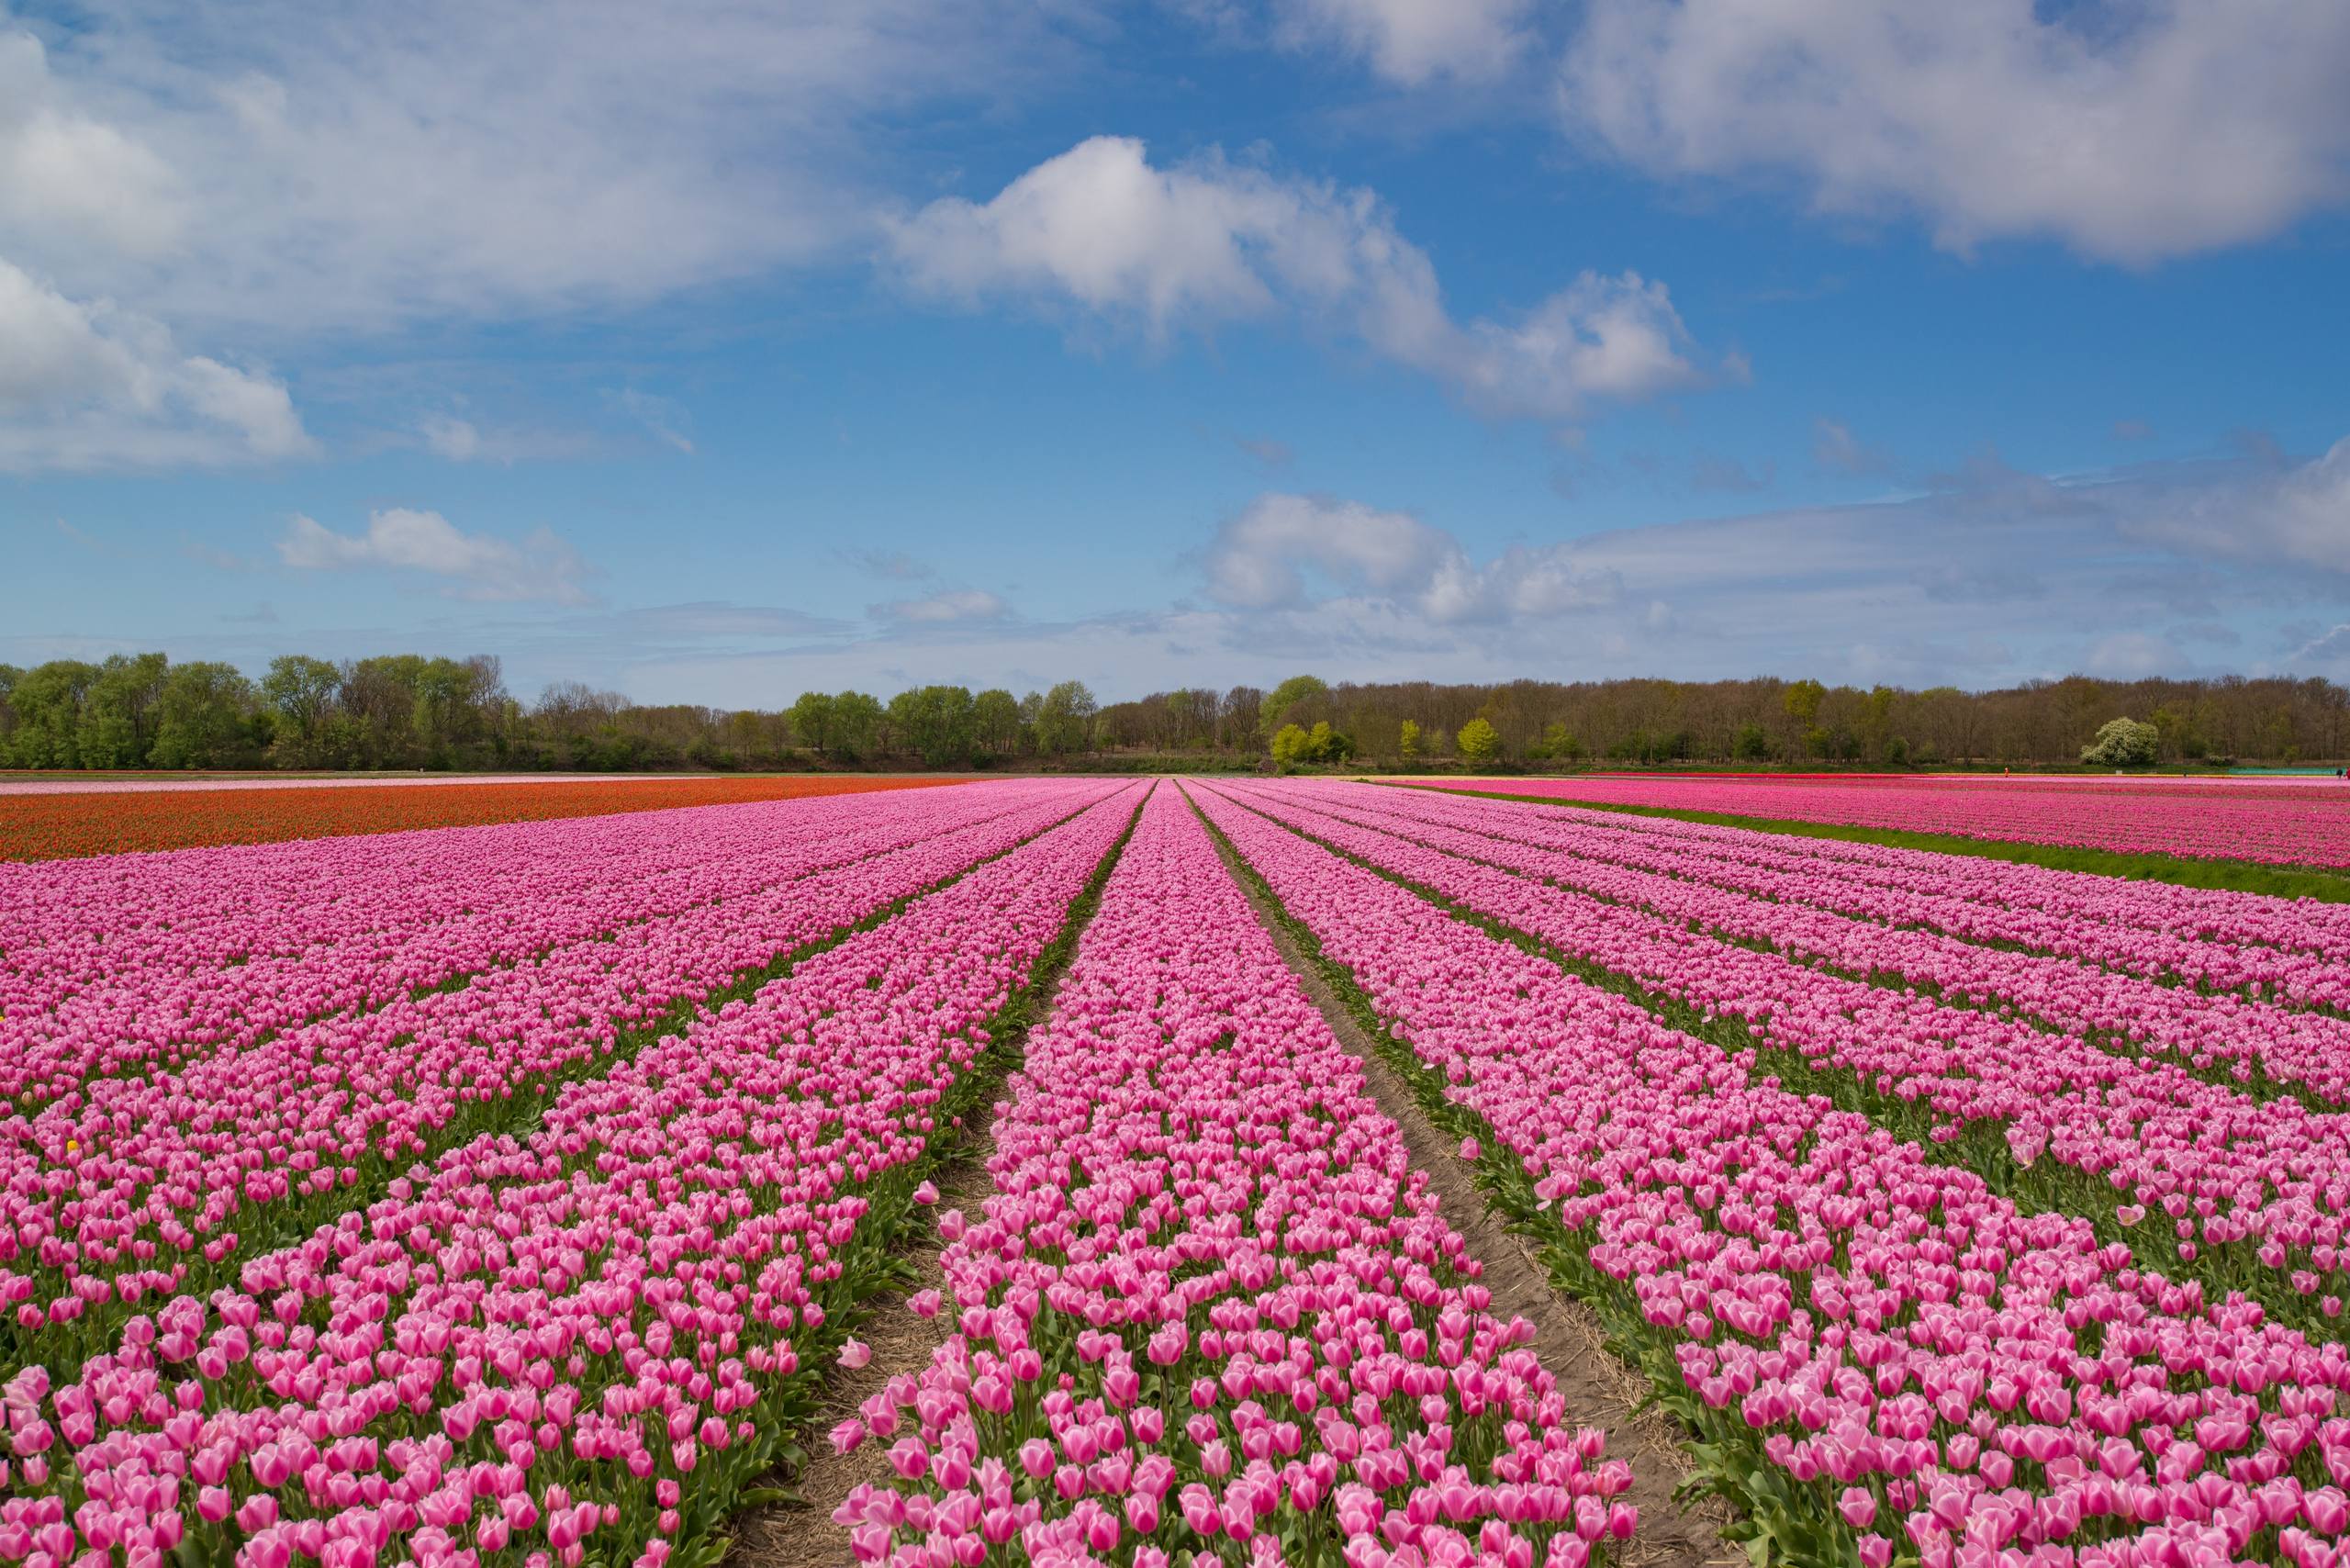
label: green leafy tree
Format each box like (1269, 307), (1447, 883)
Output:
(789, 691), (836, 755)
(972, 689), (1024, 758)
(1733, 722), (1772, 761)
(262, 655), (344, 767)
(2081, 716), (2160, 767)
(888, 685), (978, 767)
(6, 659), (100, 768)
(1035, 680), (1099, 756)
(830, 691), (883, 761)
(1398, 719), (1421, 763)
(1305, 721), (1353, 763)
(151, 662), (260, 768)
(1270, 722), (1312, 769)
(81, 653), (171, 767)
(1860, 684), (1897, 759)
(1528, 721), (1579, 761)
(1456, 716), (1501, 763)
(1783, 678), (1826, 724)
(1259, 674), (1329, 735)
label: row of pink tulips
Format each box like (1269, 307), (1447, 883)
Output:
(0, 782), (1118, 1376)
(1196, 781), (2350, 1568)
(1231, 782), (2350, 1326)
(0, 782), (1144, 1568)
(838, 784), (1638, 1568)
(0, 788), (1032, 1106)
(1392, 785), (2350, 1010)
(1326, 785), (2350, 1103)
(1424, 776), (2350, 870)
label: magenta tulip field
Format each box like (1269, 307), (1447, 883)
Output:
(8, 775), (2350, 1568)
(1423, 775), (2350, 870)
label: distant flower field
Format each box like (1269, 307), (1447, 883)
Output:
(0, 775), (958, 861)
(1420, 773), (2350, 870)
(7, 774), (2350, 1566)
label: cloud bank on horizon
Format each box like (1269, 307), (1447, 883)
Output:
(4, 0), (2347, 702)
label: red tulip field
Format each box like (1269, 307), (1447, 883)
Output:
(7, 775), (2350, 1568)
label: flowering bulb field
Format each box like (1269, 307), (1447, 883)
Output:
(1422, 775), (2350, 871)
(0, 776), (957, 864)
(834, 786), (1639, 1567)
(11, 769), (2350, 1568)
(1193, 778), (2350, 1566)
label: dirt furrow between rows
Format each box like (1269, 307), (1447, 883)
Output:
(727, 792), (1150, 1566)
(1201, 807), (1742, 1568)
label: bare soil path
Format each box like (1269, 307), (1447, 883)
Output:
(1204, 809), (1743, 1568)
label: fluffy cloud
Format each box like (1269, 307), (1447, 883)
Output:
(0, 259), (311, 471)
(889, 136), (1714, 421)
(1559, 0), (2350, 264)
(0, 3), (1101, 470)
(0, 32), (184, 257)
(279, 509), (591, 603)
(869, 588), (1013, 623)
(1811, 417), (1900, 478)
(2123, 435), (2350, 575)
(1273, 0), (1531, 84)
(1202, 492), (1622, 623)
(0, 3), (1086, 333)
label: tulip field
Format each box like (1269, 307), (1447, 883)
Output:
(9, 773), (2350, 1568)
(1421, 775), (2350, 872)
(0, 777), (956, 863)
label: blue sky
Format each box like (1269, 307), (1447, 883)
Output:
(5, 0), (2348, 706)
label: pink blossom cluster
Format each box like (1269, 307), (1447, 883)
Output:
(1398, 784), (2350, 1010)
(1196, 781), (2350, 1568)
(0, 782), (1140, 1568)
(0, 782), (1110, 1374)
(1424, 776), (2350, 870)
(1234, 782), (2350, 1315)
(1346, 783), (2350, 1089)
(836, 786), (1637, 1568)
(0, 790), (1037, 1107)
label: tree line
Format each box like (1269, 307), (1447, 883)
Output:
(3, 653), (2345, 771)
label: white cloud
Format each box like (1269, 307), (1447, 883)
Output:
(410, 411), (604, 465)
(171, 438), (2349, 706)
(418, 415), (484, 462)
(604, 389), (695, 455)
(1559, 0), (2350, 263)
(0, 32), (184, 257)
(1203, 492), (1622, 623)
(1811, 417), (1899, 478)
(889, 136), (1714, 421)
(1274, 0), (1532, 85)
(2084, 631), (2187, 680)
(278, 509), (592, 603)
(0, 3), (1089, 334)
(0, 2), (1101, 471)
(0, 258), (311, 471)
(2124, 435), (2350, 575)
(870, 588), (1012, 623)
